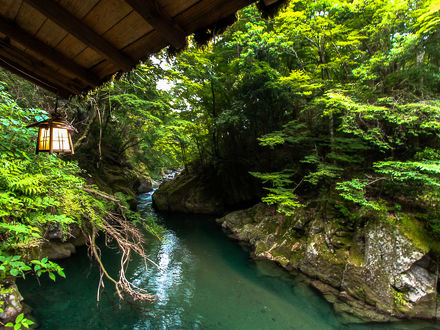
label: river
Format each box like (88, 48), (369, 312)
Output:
(18, 192), (440, 329)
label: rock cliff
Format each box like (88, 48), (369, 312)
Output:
(152, 171), (224, 214)
(217, 203), (439, 322)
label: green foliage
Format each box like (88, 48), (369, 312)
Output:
(336, 179), (382, 211)
(76, 65), (199, 176)
(0, 253), (65, 283)
(30, 257), (65, 281)
(0, 84), (124, 284)
(1, 0), (440, 259)
(0, 153), (106, 250)
(0, 254), (31, 281)
(4, 312), (34, 330)
(250, 171), (302, 215)
(148, 0), (440, 239)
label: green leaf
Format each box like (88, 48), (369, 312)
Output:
(15, 313), (24, 323)
(57, 269), (66, 278)
(10, 269), (19, 276)
(48, 272), (56, 281)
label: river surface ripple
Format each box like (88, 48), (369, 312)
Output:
(19, 192), (440, 329)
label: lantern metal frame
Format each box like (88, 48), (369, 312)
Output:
(27, 112), (77, 155)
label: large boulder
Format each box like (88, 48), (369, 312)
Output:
(40, 242), (76, 260)
(217, 203), (439, 322)
(152, 164), (261, 215)
(153, 171), (224, 214)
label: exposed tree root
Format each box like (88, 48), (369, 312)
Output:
(83, 189), (159, 303)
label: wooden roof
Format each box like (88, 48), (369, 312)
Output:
(0, 0), (281, 98)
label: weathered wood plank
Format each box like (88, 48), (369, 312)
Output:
(34, 0), (100, 60)
(0, 0), (23, 20)
(122, 31), (165, 60)
(73, 47), (103, 70)
(23, 0), (135, 71)
(160, 0), (200, 17)
(82, 0), (132, 35)
(90, 60), (117, 78)
(54, 35), (88, 60)
(102, 10), (153, 49)
(15, 2), (47, 36)
(58, 0), (101, 19)
(0, 18), (99, 86)
(176, 0), (253, 34)
(125, 0), (186, 49)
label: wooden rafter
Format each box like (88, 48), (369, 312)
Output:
(0, 57), (72, 98)
(23, 0), (135, 71)
(0, 40), (81, 95)
(178, 0), (254, 35)
(263, 0), (279, 5)
(125, 0), (187, 50)
(0, 0), (262, 97)
(0, 19), (100, 87)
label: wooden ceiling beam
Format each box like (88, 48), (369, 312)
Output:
(177, 0), (254, 35)
(0, 57), (72, 98)
(0, 19), (100, 87)
(0, 40), (81, 96)
(125, 0), (186, 49)
(23, 0), (135, 71)
(263, 0), (279, 5)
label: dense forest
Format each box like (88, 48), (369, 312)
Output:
(1, 0), (440, 327)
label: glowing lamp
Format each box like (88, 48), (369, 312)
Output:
(27, 113), (76, 154)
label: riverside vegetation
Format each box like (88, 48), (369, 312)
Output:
(1, 0), (440, 326)
(153, 0), (440, 322)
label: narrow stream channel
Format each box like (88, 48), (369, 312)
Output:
(19, 192), (440, 329)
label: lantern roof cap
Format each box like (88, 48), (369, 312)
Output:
(26, 113), (77, 132)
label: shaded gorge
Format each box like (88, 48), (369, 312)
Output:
(18, 192), (440, 329)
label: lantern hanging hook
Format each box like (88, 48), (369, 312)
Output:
(53, 95), (59, 116)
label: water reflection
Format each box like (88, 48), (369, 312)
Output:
(17, 192), (440, 329)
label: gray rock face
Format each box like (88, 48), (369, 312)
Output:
(217, 203), (439, 322)
(0, 283), (23, 324)
(40, 242), (76, 260)
(136, 177), (153, 193)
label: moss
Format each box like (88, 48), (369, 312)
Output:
(255, 242), (268, 255)
(348, 245), (365, 266)
(392, 289), (411, 314)
(289, 251), (303, 267)
(263, 220), (279, 235)
(274, 255), (290, 267)
(397, 214), (436, 254)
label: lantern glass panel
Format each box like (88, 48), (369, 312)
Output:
(38, 127), (50, 151)
(52, 127), (71, 152)
(37, 126), (72, 153)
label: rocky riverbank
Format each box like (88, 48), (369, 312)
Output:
(0, 224), (89, 327)
(217, 203), (439, 322)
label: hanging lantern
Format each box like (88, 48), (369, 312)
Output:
(27, 113), (77, 155)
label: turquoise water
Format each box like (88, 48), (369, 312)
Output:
(19, 192), (440, 329)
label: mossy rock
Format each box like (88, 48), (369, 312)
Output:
(219, 202), (440, 322)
